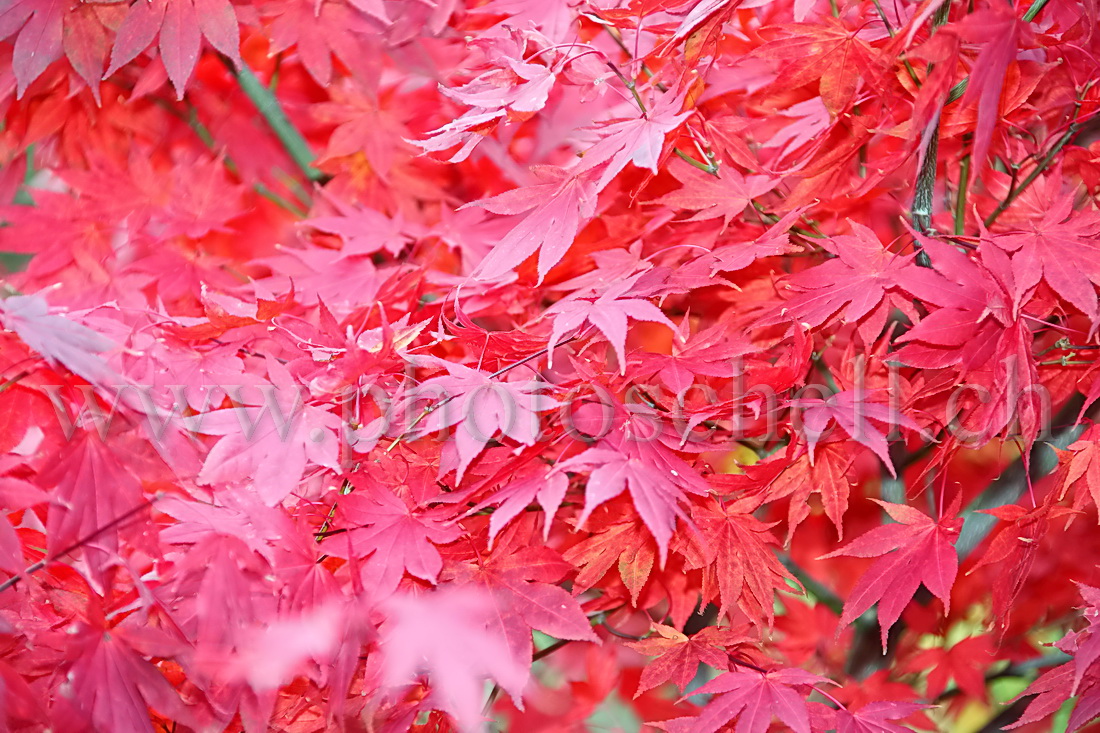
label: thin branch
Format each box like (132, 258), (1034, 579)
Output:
(0, 494), (161, 593)
(983, 91), (1092, 228)
(956, 396), (1088, 561)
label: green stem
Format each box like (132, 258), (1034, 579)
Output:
(942, 0), (1048, 107)
(182, 104), (309, 216)
(231, 60), (327, 184)
(870, 0), (922, 86)
(1022, 0), (1051, 22)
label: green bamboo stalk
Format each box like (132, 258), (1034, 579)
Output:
(231, 61), (326, 184)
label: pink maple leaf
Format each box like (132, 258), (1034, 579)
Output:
(667, 666), (831, 733)
(651, 162), (776, 231)
(464, 165), (597, 283)
(556, 436), (709, 562)
(380, 586), (529, 732)
(545, 277), (677, 374)
(410, 356), (558, 484)
(0, 294), (122, 387)
(185, 357), (342, 506)
(337, 481), (463, 596)
(575, 92), (693, 191)
(788, 389), (921, 477)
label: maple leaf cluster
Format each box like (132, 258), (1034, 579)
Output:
(2, 0), (1100, 731)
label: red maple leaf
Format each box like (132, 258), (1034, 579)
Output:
(789, 389), (921, 478)
(556, 435), (709, 562)
(826, 701), (932, 733)
(755, 20), (882, 117)
(649, 161), (776, 232)
(687, 497), (795, 627)
(982, 192), (1100, 328)
(759, 222), (921, 343)
(106, 0), (243, 98)
(900, 635), (994, 702)
(337, 481), (463, 597)
(821, 500), (962, 649)
(625, 623), (752, 696)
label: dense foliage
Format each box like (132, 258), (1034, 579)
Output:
(1, 0), (1100, 730)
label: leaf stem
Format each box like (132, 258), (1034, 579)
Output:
(674, 147), (720, 176)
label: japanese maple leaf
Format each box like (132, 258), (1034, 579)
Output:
(625, 624), (752, 697)
(465, 165), (597, 283)
(650, 162), (776, 231)
(666, 666), (831, 733)
(668, 0), (744, 43)
(64, 618), (194, 732)
(0, 0), (67, 94)
(213, 602), (346, 691)
(900, 635), (994, 701)
(788, 389), (921, 478)
(958, 9), (1022, 175)
(1059, 429), (1100, 516)
(967, 498), (1076, 633)
(186, 357), (342, 506)
(0, 294), (122, 387)
(1007, 662), (1100, 732)
(894, 233), (1043, 443)
(828, 701), (931, 733)
(38, 432), (146, 588)
(982, 193), (1100, 327)
(755, 20), (881, 116)
(337, 482), (462, 597)
(262, 0), (374, 87)
(563, 518), (659, 605)
(688, 498), (795, 627)
(556, 436), (709, 562)
(408, 356), (557, 483)
(312, 79), (414, 176)
(574, 92), (692, 191)
(0, 2), (116, 97)
(106, 0), (243, 98)
(705, 208), (805, 271)
(631, 316), (755, 395)
(743, 443), (856, 540)
(380, 586), (530, 733)
(301, 199), (415, 258)
(463, 465), (569, 545)
(821, 501), (962, 649)
(758, 222), (921, 343)
(449, 545), (597, 673)
(545, 277), (678, 374)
